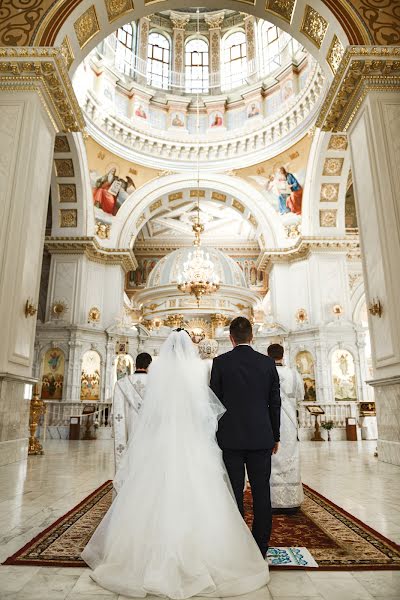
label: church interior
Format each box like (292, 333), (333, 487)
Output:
(0, 0), (400, 598)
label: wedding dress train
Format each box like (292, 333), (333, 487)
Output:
(82, 330), (269, 598)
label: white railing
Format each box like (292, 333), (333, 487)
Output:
(298, 402), (359, 429)
(43, 401), (113, 427)
(83, 63), (324, 167)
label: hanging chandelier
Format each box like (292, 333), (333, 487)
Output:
(176, 8), (220, 307)
(177, 221), (220, 305)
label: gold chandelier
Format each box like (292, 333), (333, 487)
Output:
(177, 220), (220, 305)
(176, 8), (220, 307)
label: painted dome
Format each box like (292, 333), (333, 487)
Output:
(146, 246), (247, 288)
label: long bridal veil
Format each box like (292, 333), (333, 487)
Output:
(114, 329), (226, 493)
(82, 330), (269, 599)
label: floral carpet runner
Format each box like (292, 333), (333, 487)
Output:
(3, 481), (400, 569)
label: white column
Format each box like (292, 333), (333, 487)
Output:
(0, 51), (82, 464)
(348, 90), (400, 465)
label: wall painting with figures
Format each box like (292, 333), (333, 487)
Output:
(115, 354), (135, 381)
(41, 348), (65, 400)
(81, 350), (101, 401)
(295, 350), (316, 402)
(331, 349), (357, 402)
(86, 137), (159, 218)
(234, 135), (312, 236)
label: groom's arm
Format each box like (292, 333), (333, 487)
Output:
(210, 358), (223, 400)
(268, 361), (281, 443)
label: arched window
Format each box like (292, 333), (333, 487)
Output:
(115, 23), (135, 76)
(185, 38), (209, 93)
(261, 23), (281, 75)
(222, 31), (247, 90)
(147, 32), (170, 90)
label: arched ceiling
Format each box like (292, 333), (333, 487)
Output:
(4, 0), (395, 50)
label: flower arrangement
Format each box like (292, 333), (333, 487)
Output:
(321, 420), (334, 441)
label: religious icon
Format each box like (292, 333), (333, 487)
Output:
(171, 112), (185, 127)
(91, 165), (136, 216)
(116, 355), (134, 380)
(282, 79), (294, 101)
(331, 349), (357, 401)
(247, 103), (260, 118)
(296, 351), (316, 402)
(210, 111), (223, 127)
(134, 103), (147, 119)
(41, 348), (65, 400)
(81, 350), (101, 401)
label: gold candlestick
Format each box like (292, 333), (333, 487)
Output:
(28, 384), (45, 455)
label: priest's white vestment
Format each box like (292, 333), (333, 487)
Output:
(271, 365), (304, 509)
(113, 372), (147, 470)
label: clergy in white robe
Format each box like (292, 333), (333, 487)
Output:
(268, 344), (304, 511)
(113, 353), (152, 470)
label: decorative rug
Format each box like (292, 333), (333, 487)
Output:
(3, 481), (400, 570)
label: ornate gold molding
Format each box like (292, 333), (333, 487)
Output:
(73, 5), (100, 49)
(0, 47), (84, 132)
(44, 236), (137, 272)
(265, 0), (296, 24)
(300, 5), (328, 49)
(317, 46), (400, 132)
(105, 0), (134, 24)
(257, 236), (360, 270)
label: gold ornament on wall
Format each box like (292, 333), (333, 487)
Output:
(51, 300), (68, 319)
(368, 298), (383, 318)
(95, 220), (111, 239)
(300, 5), (328, 48)
(328, 134), (348, 150)
(295, 308), (309, 324)
(105, 0), (134, 23)
(332, 304), (344, 317)
(320, 183), (339, 202)
(74, 5), (100, 49)
(59, 209), (77, 228)
(60, 36), (74, 70)
(24, 299), (37, 318)
(322, 158), (344, 176)
(320, 209), (337, 228)
(265, 0), (296, 24)
(55, 158), (74, 177)
(327, 35), (345, 74)
(54, 135), (70, 153)
(88, 306), (101, 323)
(58, 184), (76, 203)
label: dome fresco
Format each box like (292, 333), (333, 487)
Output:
(146, 246), (247, 289)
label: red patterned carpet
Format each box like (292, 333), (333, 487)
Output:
(3, 481), (400, 570)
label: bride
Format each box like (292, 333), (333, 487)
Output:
(82, 329), (269, 599)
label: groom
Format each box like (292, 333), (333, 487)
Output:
(210, 317), (281, 557)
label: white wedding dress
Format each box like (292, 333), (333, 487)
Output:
(82, 331), (269, 599)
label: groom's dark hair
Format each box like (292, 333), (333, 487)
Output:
(267, 344), (284, 360)
(136, 352), (152, 370)
(230, 317), (253, 344)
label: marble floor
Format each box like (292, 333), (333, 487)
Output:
(0, 440), (399, 600)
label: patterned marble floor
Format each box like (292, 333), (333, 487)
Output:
(0, 440), (399, 600)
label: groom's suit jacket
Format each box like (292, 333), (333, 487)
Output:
(210, 345), (281, 450)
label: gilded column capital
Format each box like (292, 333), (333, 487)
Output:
(170, 12), (190, 30)
(317, 46), (400, 132)
(205, 12), (225, 29)
(0, 47), (84, 133)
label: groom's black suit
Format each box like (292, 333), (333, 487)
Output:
(210, 344), (281, 555)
